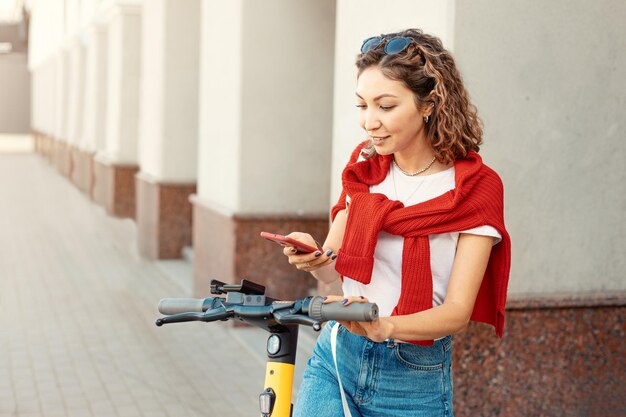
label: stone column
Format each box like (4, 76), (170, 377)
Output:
(28, 0), (67, 162)
(42, 58), (59, 163)
(66, 37), (90, 192)
(135, 0), (200, 260)
(93, 1), (142, 218)
(53, 47), (72, 177)
(82, 21), (108, 199)
(193, 0), (336, 299)
(31, 58), (56, 160)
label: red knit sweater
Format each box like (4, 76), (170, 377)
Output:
(332, 142), (511, 345)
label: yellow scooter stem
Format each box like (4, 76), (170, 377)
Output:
(261, 325), (299, 417)
(264, 361), (295, 417)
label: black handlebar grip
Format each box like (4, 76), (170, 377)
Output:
(307, 296), (379, 322)
(158, 298), (207, 315)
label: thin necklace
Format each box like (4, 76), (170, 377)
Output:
(392, 156), (437, 176)
(392, 164), (425, 204)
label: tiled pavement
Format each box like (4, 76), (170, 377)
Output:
(0, 146), (314, 417)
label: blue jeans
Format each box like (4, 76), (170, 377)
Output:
(294, 322), (454, 417)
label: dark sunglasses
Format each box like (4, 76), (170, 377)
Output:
(360, 36), (415, 55)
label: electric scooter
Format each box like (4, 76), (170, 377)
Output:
(156, 279), (378, 417)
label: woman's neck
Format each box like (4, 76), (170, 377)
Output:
(393, 142), (451, 176)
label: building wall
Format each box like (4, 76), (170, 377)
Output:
(239, 0), (336, 214)
(197, 0), (337, 215)
(30, 55), (56, 136)
(196, 0), (242, 211)
(449, 3), (625, 415)
(138, 0), (201, 183)
(161, 0), (200, 182)
(0, 53), (30, 133)
(27, 0), (65, 69)
(454, 0), (626, 295)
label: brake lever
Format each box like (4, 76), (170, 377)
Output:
(156, 306), (232, 326)
(273, 311), (322, 331)
(156, 312), (205, 326)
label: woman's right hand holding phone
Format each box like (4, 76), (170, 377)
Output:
(282, 232), (337, 273)
(282, 211), (346, 284)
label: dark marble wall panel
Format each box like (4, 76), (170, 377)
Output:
(233, 214), (329, 301)
(136, 177), (159, 259)
(91, 160), (137, 219)
(84, 153), (94, 197)
(63, 144), (73, 178)
(136, 178), (196, 260)
(54, 141), (72, 178)
(37, 135), (54, 163)
(33, 132), (44, 157)
(44, 136), (54, 162)
(92, 158), (111, 208)
(33, 132), (41, 153)
(69, 149), (94, 194)
(158, 183), (195, 259)
(453, 301), (625, 417)
(111, 164), (138, 219)
(52, 140), (63, 172)
(192, 199), (236, 297)
(70, 147), (82, 189)
(191, 199), (328, 300)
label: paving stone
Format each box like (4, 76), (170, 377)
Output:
(0, 151), (319, 417)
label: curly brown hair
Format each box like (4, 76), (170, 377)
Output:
(356, 28), (482, 164)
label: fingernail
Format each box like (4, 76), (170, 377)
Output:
(326, 250), (333, 256)
(331, 254), (337, 260)
(315, 251), (322, 257)
(290, 248), (297, 253)
(341, 299), (348, 305)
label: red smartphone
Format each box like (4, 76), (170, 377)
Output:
(260, 232), (318, 254)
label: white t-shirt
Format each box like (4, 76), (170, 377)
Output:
(342, 163), (502, 317)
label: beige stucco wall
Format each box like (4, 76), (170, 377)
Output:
(454, 0), (626, 295)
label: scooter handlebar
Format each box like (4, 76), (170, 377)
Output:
(158, 298), (209, 315)
(306, 296), (378, 322)
(156, 295), (379, 327)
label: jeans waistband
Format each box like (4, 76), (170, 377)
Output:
(375, 335), (452, 349)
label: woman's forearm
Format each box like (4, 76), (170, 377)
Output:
(383, 302), (470, 341)
(310, 262), (341, 284)
(309, 209), (348, 284)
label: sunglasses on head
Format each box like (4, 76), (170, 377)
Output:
(360, 36), (415, 55)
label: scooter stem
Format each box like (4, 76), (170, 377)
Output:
(261, 325), (299, 417)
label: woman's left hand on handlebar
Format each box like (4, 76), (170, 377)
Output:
(323, 295), (393, 343)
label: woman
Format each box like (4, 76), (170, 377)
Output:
(284, 28), (511, 417)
